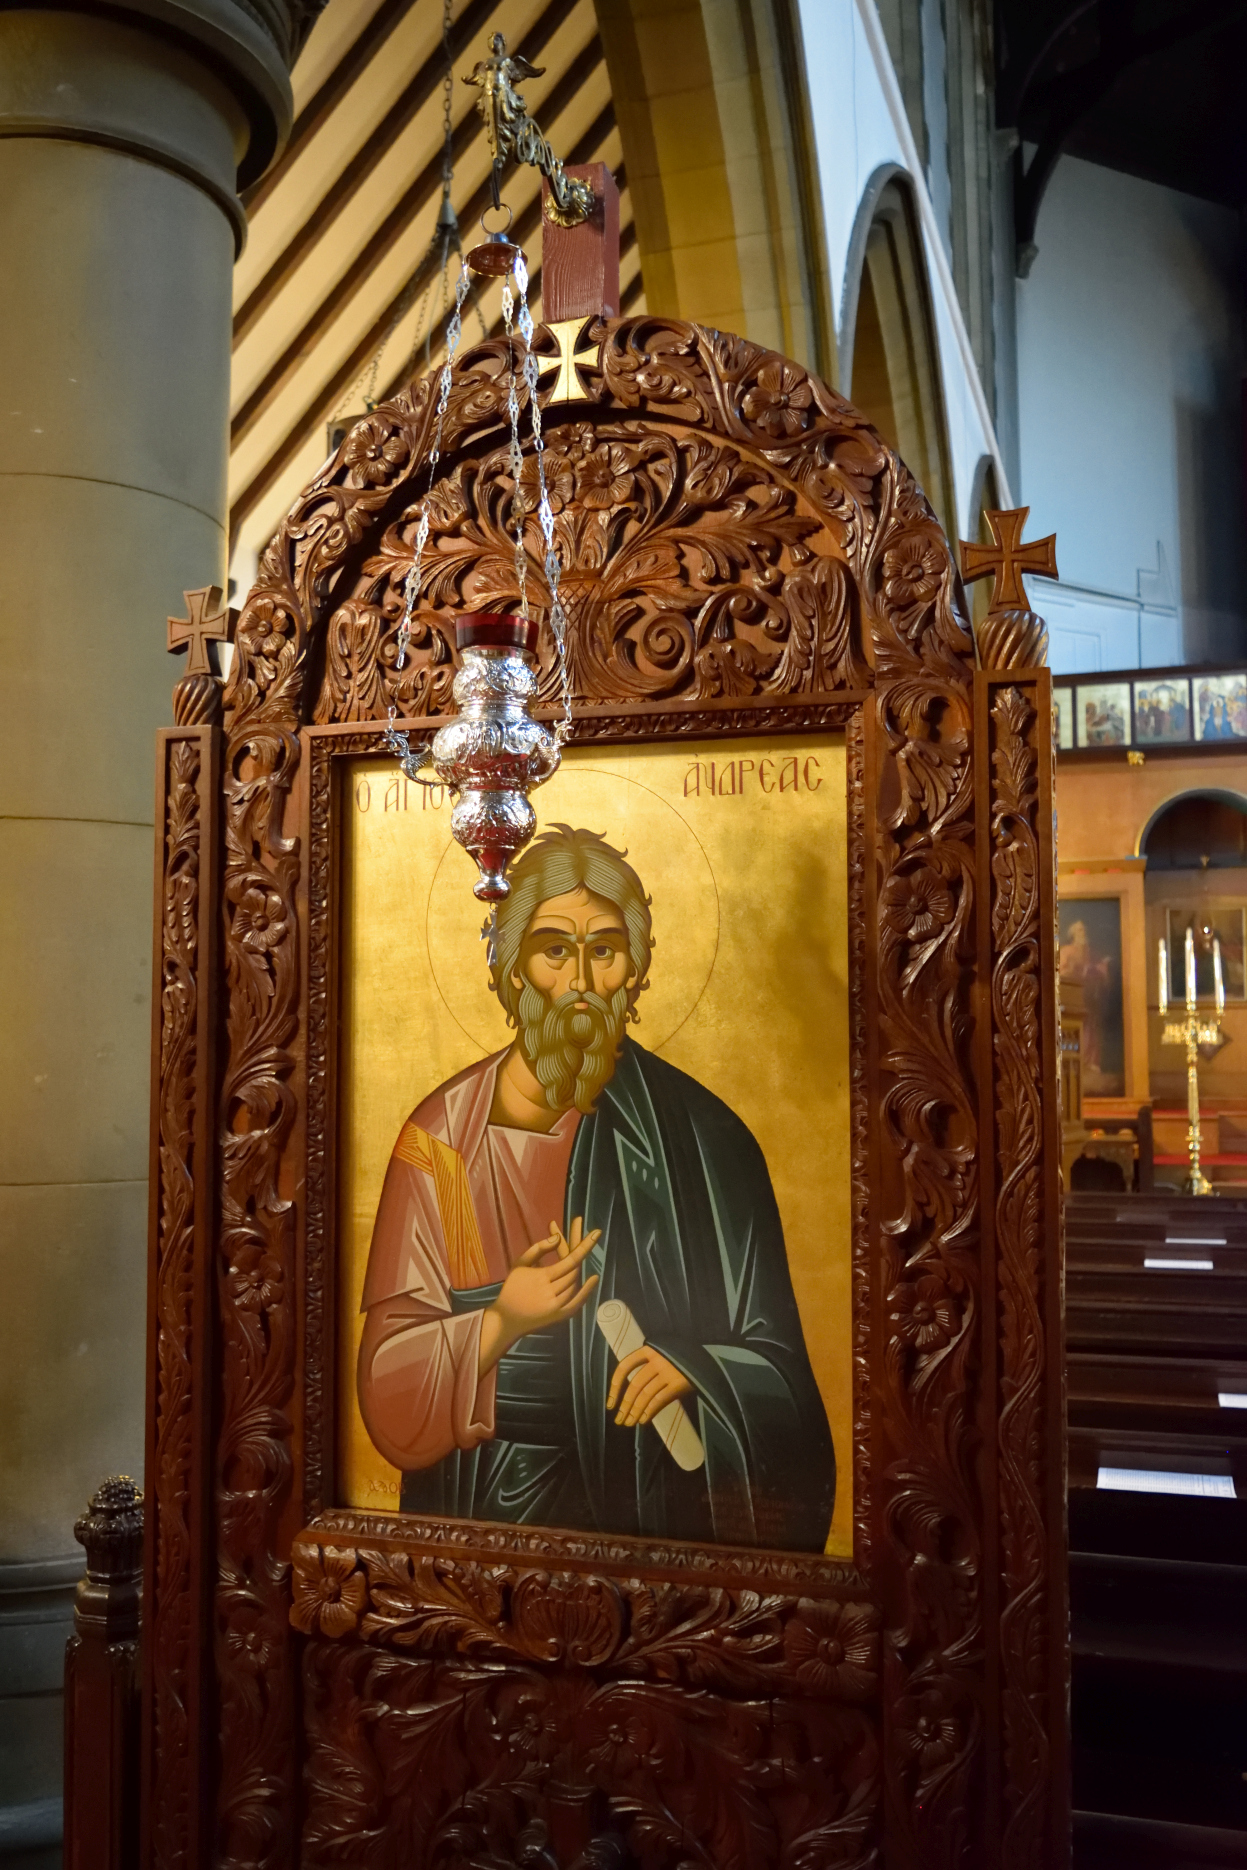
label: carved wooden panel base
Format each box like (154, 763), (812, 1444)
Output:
(291, 1528), (880, 1870)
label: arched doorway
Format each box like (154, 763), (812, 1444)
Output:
(1141, 789), (1247, 1148)
(1140, 789), (1247, 869)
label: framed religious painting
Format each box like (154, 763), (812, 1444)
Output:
(1057, 860), (1149, 1102)
(1132, 675), (1191, 745)
(133, 298), (1069, 1870)
(1194, 672), (1247, 742)
(1074, 679), (1131, 748)
(1057, 897), (1125, 1095)
(1054, 684), (1074, 751)
(1166, 904), (1247, 1002)
(337, 736), (852, 1556)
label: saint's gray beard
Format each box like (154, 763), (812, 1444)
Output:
(517, 981), (631, 1113)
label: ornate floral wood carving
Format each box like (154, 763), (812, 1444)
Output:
(136, 315), (1066, 1870)
(143, 728), (218, 1870)
(289, 1535), (881, 1869)
(983, 675), (1064, 1868)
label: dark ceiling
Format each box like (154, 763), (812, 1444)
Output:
(994, 1), (1247, 269)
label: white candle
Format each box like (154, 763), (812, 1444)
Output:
(1158, 937), (1169, 1014)
(1185, 925), (1197, 1010)
(1214, 935), (1225, 1013)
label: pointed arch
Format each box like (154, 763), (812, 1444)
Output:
(967, 453), (1003, 628)
(841, 169), (954, 539)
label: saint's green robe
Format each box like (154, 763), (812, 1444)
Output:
(400, 1039), (836, 1552)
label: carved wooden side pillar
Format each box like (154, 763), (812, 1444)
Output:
(64, 1478), (144, 1870)
(140, 624), (224, 1870)
(971, 603), (1069, 1867)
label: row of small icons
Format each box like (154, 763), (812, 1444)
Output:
(1055, 672), (1247, 749)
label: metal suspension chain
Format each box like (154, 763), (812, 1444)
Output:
(384, 237), (575, 782)
(502, 253), (573, 743)
(382, 260), (471, 785)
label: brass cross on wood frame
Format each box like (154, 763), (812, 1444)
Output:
(960, 507), (1058, 614)
(168, 586), (230, 676)
(536, 316), (599, 403)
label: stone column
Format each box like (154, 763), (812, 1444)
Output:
(0, 7), (304, 1860)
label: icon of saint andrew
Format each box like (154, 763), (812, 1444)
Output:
(358, 825), (836, 1551)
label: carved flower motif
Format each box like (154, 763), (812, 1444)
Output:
(888, 1272), (959, 1354)
(503, 1697), (563, 1766)
(224, 1616), (278, 1672)
(234, 886), (287, 954)
(291, 1548), (367, 1639)
(343, 416), (409, 486)
(881, 868), (955, 942)
(575, 444), (636, 509)
(233, 595), (291, 691)
(516, 449), (574, 515)
(783, 1600), (877, 1699)
(882, 537), (944, 609)
(228, 1243), (283, 1313)
(742, 361), (812, 438)
(582, 1696), (672, 1778)
(896, 1686), (964, 1777)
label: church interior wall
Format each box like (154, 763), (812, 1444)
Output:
(1058, 759), (1247, 1115)
(796, 0), (1010, 537)
(1016, 154), (1247, 674)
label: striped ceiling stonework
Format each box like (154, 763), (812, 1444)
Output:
(228, 0), (643, 583)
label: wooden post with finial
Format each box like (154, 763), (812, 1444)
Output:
(959, 505), (1067, 1751)
(63, 1478), (144, 1870)
(959, 505), (1058, 670)
(142, 588), (223, 1870)
(167, 585), (233, 726)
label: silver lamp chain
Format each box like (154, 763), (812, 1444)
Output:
(383, 261), (472, 785)
(502, 255), (573, 743)
(384, 250), (573, 783)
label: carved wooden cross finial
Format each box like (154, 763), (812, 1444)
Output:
(167, 586), (230, 676)
(960, 507), (1058, 614)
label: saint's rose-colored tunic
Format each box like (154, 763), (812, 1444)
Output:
(358, 1049), (580, 1473)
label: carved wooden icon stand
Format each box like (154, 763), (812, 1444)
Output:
(127, 176), (1069, 1870)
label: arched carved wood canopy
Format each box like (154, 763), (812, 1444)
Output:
(145, 318), (1066, 1870)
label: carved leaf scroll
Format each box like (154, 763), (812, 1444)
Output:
(149, 735), (202, 1870)
(989, 684), (1051, 1867)
(291, 1541), (882, 1870)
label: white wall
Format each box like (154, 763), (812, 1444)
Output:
(1017, 156), (1245, 673)
(795, 0), (1009, 539)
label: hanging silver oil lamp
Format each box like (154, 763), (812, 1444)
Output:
(430, 611), (560, 900)
(382, 218), (574, 901)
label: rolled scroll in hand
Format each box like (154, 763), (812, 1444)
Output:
(594, 1298), (705, 1472)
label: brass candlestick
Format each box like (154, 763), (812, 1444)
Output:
(1159, 925), (1226, 1196)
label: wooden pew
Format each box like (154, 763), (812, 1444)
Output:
(1066, 1194), (1247, 1865)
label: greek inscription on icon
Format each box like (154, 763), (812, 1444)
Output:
(684, 755), (822, 798)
